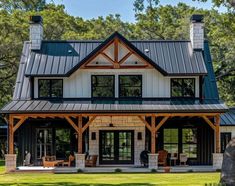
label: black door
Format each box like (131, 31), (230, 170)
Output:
(99, 130), (134, 164)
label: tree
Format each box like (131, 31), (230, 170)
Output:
(0, 0), (46, 12)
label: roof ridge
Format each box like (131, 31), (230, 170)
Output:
(41, 40), (191, 43)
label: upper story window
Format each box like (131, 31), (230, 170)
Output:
(91, 75), (115, 98)
(38, 79), (63, 98)
(119, 75), (142, 98)
(171, 78), (195, 98)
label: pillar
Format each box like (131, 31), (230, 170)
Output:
(75, 153), (86, 169)
(148, 154), (158, 169)
(5, 154), (17, 172)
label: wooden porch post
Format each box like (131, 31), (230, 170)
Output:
(215, 115), (221, 153)
(78, 116), (83, 154)
(8, 115), (14, 154)
(151, 116), (156, 153)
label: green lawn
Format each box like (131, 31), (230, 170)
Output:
(0, 160), (220, 186)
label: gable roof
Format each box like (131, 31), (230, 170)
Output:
(25, 32), (207, 77)
(220, 108), (235, 126)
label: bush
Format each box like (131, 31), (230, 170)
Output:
(151, 169), (157, 173)
(77, 169), (83, 173)
(187, 169), (193, 173)
(114, 168), (122, 173)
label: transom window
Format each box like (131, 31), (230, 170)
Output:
(119, 75), (142, 98)
(91, 75), (115, 98)
(171, 78), (195, 98)
(38, 79), (63, 98)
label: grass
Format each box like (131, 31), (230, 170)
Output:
(0, 161), (220, 186)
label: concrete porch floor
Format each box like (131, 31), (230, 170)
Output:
(16, 165), (215, 173)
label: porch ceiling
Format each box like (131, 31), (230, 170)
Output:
(0, 100), (228, 114)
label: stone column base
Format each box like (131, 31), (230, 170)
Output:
(75, 154), (86, 169)
(148, 154), (158, 169)
(213, 153), (223, 170)
(5, 154), (17, 172)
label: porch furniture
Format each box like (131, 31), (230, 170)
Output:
(42, 156), (64, 167)
(85, 155), (98, 167)
(140, 150), (150, 167)
(179, 153), (188, 166)
(23, 152), (31, 166)
(63, 155), (75, 167)
(169, 153), (178, 166)
(164, 166), (171, 173)
(158, 150), (168, 166)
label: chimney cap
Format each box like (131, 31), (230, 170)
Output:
(190, 14), (203, 23)
(30, 15), (43, 24)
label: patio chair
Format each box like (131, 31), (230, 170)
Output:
(169, 153), (178, 166)
(179, 153), (188, 166)
(85, 155), (98, 167)
(158, 150), (168, 166)
(42, 156), (63, 167)
(63, 155), (75, 167)
(24, 151), (31, 166)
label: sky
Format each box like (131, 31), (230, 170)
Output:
(48, 0), (225, 22)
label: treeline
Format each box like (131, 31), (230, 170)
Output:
(0, 0), (234, 107)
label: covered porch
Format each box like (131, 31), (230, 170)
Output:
(1, 100), (226, 172)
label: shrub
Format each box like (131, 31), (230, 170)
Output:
(151, 169), (157, 173)
(77, 169), (83, 173)
(114, 168), (122, 173)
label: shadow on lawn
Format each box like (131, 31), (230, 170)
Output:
(0, 183), (156, 186)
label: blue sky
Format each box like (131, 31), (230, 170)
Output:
(48, 0), (224, 22)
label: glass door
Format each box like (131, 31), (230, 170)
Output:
(36, 128), (53, 160)
(99, 131), (134, 164)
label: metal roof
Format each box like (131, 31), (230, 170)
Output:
(220, 108), (235, 126)
(24, 32), (207, 77)
(0, 100), (227, 114)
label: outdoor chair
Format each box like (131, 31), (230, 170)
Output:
(63, 155), (75, 167)
(85, 155), (98, 167)
(42, 156), (64, 167)
(169, 153), (178, 166)
(23, 151), (31, 166)
(158, 150), (168, 166)
(179, 153), (188, 166)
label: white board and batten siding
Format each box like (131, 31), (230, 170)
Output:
(34, 69), (199, 98)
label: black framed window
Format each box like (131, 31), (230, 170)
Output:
(119, 75), (142, 98)
(91, 75), (115, 98)
(163, 129), (178, 153)
(182, 128), (197, 158)
(171, 78), (195, 98)
(221, 132), (231, 153)
(38, 79), (63, 98)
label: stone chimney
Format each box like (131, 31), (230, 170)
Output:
(29, 15), (43, 50)
(190, 14), (204, 50)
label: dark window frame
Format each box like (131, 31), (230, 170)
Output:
(118, 75), (142, 99)
(182, 128), (197, 159)
(170, 78), (195, 98)
(91, 75), (115, 99)
(38, 79), (63, 99)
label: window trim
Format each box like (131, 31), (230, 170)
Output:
(118, 75), (142, 99)
(182, 128), (197, 159)
(170, 78), (195, 98)
(38, 79), (63, 99)
(91, 75), (115, 99)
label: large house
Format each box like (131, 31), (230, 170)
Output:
(1, 15), (233, 172)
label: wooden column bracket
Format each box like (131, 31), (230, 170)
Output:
(65, 116), (79, 132)
(138, 116), (151, 131)
(82, 116), (96, 133)
(13, 117), (26, 133)
(202, 116), (216, 131)
(155, 116), (169, 132)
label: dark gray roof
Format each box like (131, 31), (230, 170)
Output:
(220, 108), (235, 126)
(24, 32), (207, 77)
(0, 100), (227, 114)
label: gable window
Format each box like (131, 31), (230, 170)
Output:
(38, 79), (63, 98)
(171, 78), (195, 98)
(91, 75), (115, 98)
(119, 75), (142, 98)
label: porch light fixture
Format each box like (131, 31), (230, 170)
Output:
(109, 116), (114, 127)
(155, 132), (160, 138)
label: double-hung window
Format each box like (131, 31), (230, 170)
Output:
(119, 75), (142, 98)
(91, 75), (115, 98)
(38, 79), (63, 98)
(171, 78), (195, 98)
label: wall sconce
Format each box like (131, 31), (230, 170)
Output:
(155, 132), (160, 138)
(109, 116), (114, 127)
(91, 132), (96, 140)
(74, 132), (78, 139)
(137, 132), (142, 140)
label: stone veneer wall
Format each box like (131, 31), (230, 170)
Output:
(88, 116), (146, 166)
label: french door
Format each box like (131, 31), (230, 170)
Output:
(99, 130), (134, 164)
(36, 128), (53, 159)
